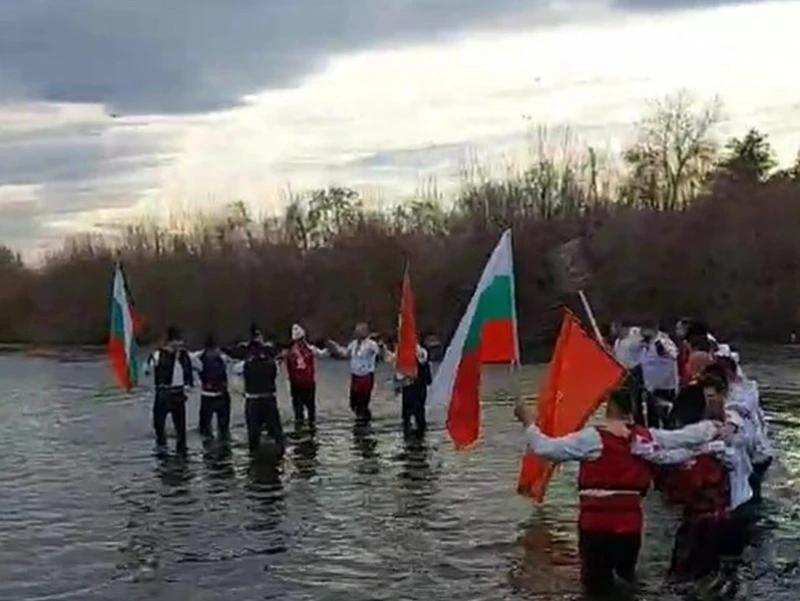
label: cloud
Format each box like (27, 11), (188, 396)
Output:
(0, 0), (556, 115)
(0, 0), (765, 115)
(0, 0), (795, 262)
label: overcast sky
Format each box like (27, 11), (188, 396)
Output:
(0, 0), (798, 259)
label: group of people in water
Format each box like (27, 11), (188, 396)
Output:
(516, 317), (773, 598)
(144, 313), (773, 598)
(143, 321), (432, 456)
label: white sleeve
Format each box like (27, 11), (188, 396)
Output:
(658, 334), (679, 358)
(524, 425), (603, 463)
(368, 339), (381, 358)
(648, 421), (718, 450)
(188, 351), (203, 372)
(144, 350), (158, 375)
(632, 437), (723, 464)
(232, 360), (244, 376)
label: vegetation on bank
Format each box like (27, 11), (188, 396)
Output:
(1, 92), (799, 357)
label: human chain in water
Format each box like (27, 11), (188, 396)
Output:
(142, 320), (431, 457)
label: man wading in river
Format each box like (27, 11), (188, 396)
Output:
(386, 337), (432, 437)
(237, 326), (285, 456)
(190, 334), (235, 442)
(283, 323), (328, 431)
(145, 325), (194, 455)
(329, 322), (385, 423)
(514, 389), (722, 597)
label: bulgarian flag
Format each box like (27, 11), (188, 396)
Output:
(108, 263), (142, 391)
(430, 229), (519, 448)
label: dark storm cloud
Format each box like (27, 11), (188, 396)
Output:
(0, 0), (570, 115)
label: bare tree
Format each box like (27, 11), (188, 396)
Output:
(624, 91), (721, 210)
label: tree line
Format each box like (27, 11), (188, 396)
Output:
(1, 91), (799, 357)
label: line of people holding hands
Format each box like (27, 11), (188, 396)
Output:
(143, 320), (432, 457)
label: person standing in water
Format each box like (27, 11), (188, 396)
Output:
(189, 334), (236, 442)
(386, 337), (432, 437)
(638, 321), (679, 428)
(236, 325), (285, 456)
(329, 322), (384, 423)
(283, 323), (328, 430)
(514, 389), (722, 597)
(145, 325), (194, 454)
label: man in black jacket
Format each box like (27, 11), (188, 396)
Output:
(234, 325), (285, 456)
(145, 325), (194, 454)
(190, 334), (235, 442)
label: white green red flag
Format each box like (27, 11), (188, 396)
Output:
(430, 229), (519, 448)
(108, 263), (141, 391)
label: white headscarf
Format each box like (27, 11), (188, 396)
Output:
(291, 324), (305, 341)
(714, 343), (745, 378)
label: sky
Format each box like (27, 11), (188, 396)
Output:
(0, 0), (798, 260)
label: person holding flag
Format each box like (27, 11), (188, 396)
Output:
(514, 390), (724, 596)
(383, 263), (432, 437)
(514, 309), (727, 596)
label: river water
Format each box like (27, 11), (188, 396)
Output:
(2, 347), (800, 601)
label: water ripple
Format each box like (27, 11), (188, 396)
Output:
(1, 355), (800, 600)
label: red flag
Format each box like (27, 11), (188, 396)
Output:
(396, 263), (418, 379)
(517, 308), (625, 502)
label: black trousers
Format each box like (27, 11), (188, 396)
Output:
(635, 389), (674, 428)
(720, 500), (757, 567)
(578, 530), (641, 596)
(153, 388), (187, 453)
(245, 395), (284, 454)
(749, 458), (772, 502)
(401, 384), (427, 436)
(199, 392), (231, 439)
(290, 381), (316, 426)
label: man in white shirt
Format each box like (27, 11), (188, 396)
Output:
(638, 323), (679, 428)
(611, 321), (643, 370)
(514, 390), (721, 596)
(329, 322), (384, 423)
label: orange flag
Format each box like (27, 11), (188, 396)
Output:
(517, 308), (625, 502)
(396, 263), (418, 379)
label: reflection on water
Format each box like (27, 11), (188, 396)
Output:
(290, 435), (320, 481)
(2, 350), (800, 600)
(351, 422), (380, 471)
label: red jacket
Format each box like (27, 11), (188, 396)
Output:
(678, 341), (692, 386)
(577, 426), (654, 534)
(285, 342), (316, 386)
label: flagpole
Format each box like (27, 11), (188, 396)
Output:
(578, 289), (604, 346)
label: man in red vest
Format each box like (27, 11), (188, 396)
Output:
(284, 324), (328, 430)
(514, 389), (723, 597)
